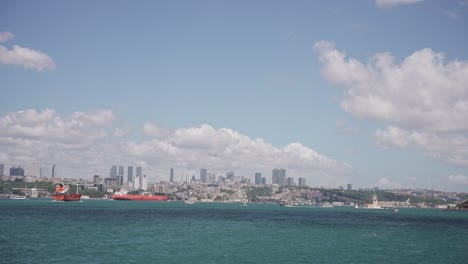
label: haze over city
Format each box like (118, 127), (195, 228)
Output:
(1, 0), (467, 191)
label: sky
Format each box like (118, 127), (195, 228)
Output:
(1, 0), (468, 191)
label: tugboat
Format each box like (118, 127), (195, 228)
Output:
(53, 184), (82, 202)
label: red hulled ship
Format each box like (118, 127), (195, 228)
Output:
(53, 184), (82, 202)
(111, 193), (168, 201)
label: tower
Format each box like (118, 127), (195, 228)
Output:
(127, 166), (133, 187)
(118, 166), (124, 186)
(200, 168), (207, 183)
(272, 168), (286, 185)
(142, 175), (148, 191)
(170, 168), (174, 183)
(255, 173), (262, 185)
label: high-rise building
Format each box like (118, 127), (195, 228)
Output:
(52, 164), (56, 178)
(93, 175), (101, 184)
(170, 168), (174, 183)
(135, 167), (143, 189)
(141, 175), (148, 191)
(272, 168), (286, 185)
(110, 165), (117, 178)
(298, 177), (306, 187)
(117, 166), (124, 186)
(261, 177), (266, 185)
(347, 184), (352, 191)
(0, 164), (4, 176)
(255, 173), (262, 185)
(127, 166), (133, 186)
(286, 177), (295, 186)
(10, 166), (24, 176)
(200, 168), (207, 183)
(134, 174), (140, 189)
(226, 172), (234, 181)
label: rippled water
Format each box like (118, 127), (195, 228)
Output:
(1, 199), (467, 264)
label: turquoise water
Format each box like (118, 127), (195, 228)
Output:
(1, 199), (467, 264)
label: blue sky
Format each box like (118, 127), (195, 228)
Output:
(1, 0), (468, 191)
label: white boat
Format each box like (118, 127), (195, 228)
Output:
(10, 195), (26, 200)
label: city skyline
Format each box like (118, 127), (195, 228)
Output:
(1, 1), (468, 191)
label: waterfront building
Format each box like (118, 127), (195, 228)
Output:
(170, 168), (174, 183)
(127, 166), (133, 186)
(10, 166), (24, 176)
(200, 168), (207, 183)
(272, 168), (286, 185)
(0, 164), (4, 176)
(255, 173), (262, 185)
(298, 177), (306, 187)
(152, 184), (167, 194)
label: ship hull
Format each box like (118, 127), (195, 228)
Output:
(112, 194), (168, 201)
(53, 194), (82, 202)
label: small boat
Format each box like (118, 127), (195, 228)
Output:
(241, 198), (248, 206)
(392, 208), (398, 212)
(10, 195), (26, 200)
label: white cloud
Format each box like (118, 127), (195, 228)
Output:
(0, 109), (352, 186)
(315, 40), (468, 166)
(0, 44), (56, 71)
(0, 32), (15, 42)
(376, 177), (402, 189)
(448, 174), (468, 185)
(376, 0), (423, 8)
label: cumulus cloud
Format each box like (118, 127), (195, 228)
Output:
(315, 40), (468, 166)
(0, 109), (352, 186)
(376, 0), (423, 8)
(0, 32), (15, 42)
(448, 174), (468, 185)
(0, 45), (56, 71)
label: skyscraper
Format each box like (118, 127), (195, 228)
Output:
(93, 175), (101, 184)
(226, 172), (234, 181)
(110, 165), (117, 178)
(0, 164), (4, 176)
(135, 166), (142, 189)
(52, 164), (56, 178)
(286, 177), (295, 186)
(127, 166), (133, 187)
(142, 175), (148, 191)
(272, 168), (286, 185)
(118, 166), (124, 186)
(170, 168), (174, 183)
(255, 173), (262, 185)
(200, 168), (207, 183)
(347, 184), (352, 191)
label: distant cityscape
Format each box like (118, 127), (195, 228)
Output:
(1, 163), (467, 208)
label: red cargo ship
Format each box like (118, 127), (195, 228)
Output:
(53, 184), (82, 202)
(112, 193), (168, 201)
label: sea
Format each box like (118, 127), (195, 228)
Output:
(1, 199), (467, 264)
